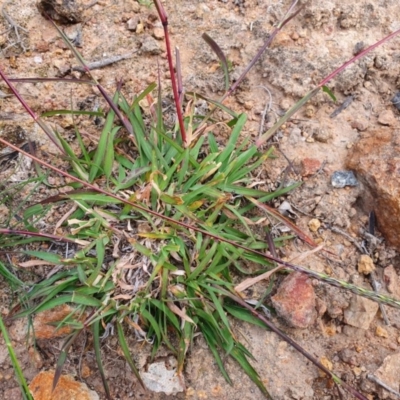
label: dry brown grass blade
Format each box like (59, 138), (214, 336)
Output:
(235, 266), (284, 293)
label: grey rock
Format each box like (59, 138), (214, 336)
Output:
(392, 92), (400, 111)
(343, 295), (379, 330)
(141, 36), (161, 55)
(331, 170), (358, 188)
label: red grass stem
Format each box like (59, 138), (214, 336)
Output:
(0, 66), (65, 153)
(319, 26), (400, 87)
(153, 0), (187, 144)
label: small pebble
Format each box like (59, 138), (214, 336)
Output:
(301, 158), (321, 176)
(375, 325), (388, 338)
(378, 109), (397, 126)
(314, 129), (331, 143)
(244, 101), (253, 110)
(319, 356), (333, 377)
(392, 92), (400, 111)
(305, 105), (315, 118)
(357, 254), (375, 275)
(331, 171), (358, 188)
(153, 27), (164, 40)
(350, 120), (369, 131)
(308, 218), (321, 232)
(141, 35), (161, 55)
(280, 98), (291, 111)
(127, 17), (139, 31)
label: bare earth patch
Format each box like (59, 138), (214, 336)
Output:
(1, 0), (400, 399)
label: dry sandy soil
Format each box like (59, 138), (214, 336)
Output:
(1, 0), (400, 399)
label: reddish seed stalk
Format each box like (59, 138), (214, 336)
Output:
(220, 288), (368, 400)
(153, 0), (187, 145)
(0, 66), (65, 154)
(222, 1), (303, 102)
(0, 229), (76, 243)
(319, 26), (400, 87)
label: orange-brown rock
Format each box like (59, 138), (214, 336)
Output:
(271, 272), (317, 328)
(33, 305), (74, 339)
(346, 128), (400, 250)
(29, 371), (99, 400)
(301, 157), (321, 177)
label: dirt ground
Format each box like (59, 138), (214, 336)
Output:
(1, 0), (400, 399)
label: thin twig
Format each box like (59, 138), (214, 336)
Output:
(1, 0), (28, 53)
(367, 211), (390, 326)
(330, 95), (354, 118)
(85, 0), (99, 9)
(256, 85), (273, 137)
(370, 271), (390, 326)
(219, 286), (368, 400)
(193, 1), (303, 138)
(326, 222), (390, 325)
(222, 1), (303, 101)
(367, 374), (400, 398)
(71, 52), (137, 73)
(325, 224), (365, 253)
(176, 46), (184, 107)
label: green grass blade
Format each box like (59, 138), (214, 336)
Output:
(202, 33), (230, 91)
(89, 91), (119, 182)
(0, 315), (33, 400)
(256, 88), (319, 146)
(103, 126), (120, 180)
(216, 114), (247, 166)
(0, 262), (24, 288)
(224, 303), (269, 329)
(140, 305), (161, 345)
(229, 346), (271, 398)
(201, 323), (232, 384)
(189, 240), (218, 280)
(22, 251), (62, 264)
(203, 285), (231, 333)
(130, 82), (157, 110)
(53, 330), (81, 392)
(87, 236), (108, 285)
(32, 294), (102, 315)
(116, 321), (145, 388)
(92, 320), (111, 399)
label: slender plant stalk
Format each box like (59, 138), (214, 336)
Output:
(192, 0), (303, 137)
(221, 1), (303, 101)
(0, 315), (33, 400)
(256, 26), (400, 146)
(153, 0), (187, 144)
(176, 47), (184, 106)
(219, 287), (368, 400)
(2, 137), (400, 310)
(0, 68), (64, 153)
(0, 229), (82, 244)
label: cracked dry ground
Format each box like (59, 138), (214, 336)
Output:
(1, 0), (400, 399)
